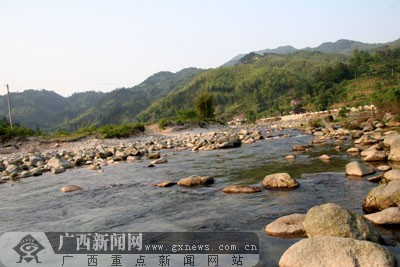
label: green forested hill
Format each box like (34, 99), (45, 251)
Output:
(138, 46), (400, 123)
(224, 39), (400, 66)
(137, 52), (348, 122)
(64, 68), (204, 131)
(1, 39), (399, 133)
(0, 68), (204, 132)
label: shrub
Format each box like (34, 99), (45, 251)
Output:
(158, 119), (172, 129)
(308, 118), (324, 128)
(97, 123), (144, 138)
(338, 107), (350, 118)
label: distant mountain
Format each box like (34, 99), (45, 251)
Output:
(1, 38), (399, 133)
(224, 38), (399, 66)
(0, 90), (105, 131)
(303, 39), (385, 54)
(224, 46), (298, 66)
(0, 68), (204, 132)
(138, 42), (400, 122)
(67, 68), (203, 130)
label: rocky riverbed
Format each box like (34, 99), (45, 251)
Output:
(1, 113), (400, 266)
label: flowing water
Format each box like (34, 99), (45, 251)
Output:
(1, 129), (399, 266)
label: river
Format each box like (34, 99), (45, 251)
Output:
(0, 128), (399, 266)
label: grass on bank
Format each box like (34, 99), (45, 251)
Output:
(0, 122), (146, 143)
(42, 122), (146, 141)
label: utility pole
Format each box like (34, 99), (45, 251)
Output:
(5, 84), (13, 129)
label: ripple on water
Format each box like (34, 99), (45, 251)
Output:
(0, 130), (398, 266)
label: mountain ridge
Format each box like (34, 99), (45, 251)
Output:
(1, 38), (399, 132)
(223, 38), (400, 66)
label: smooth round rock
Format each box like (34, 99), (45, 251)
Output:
(364, 207), (400, 225)
(154, 180), (176, 187)
(222, 185), (261, 194)
(346, 161), (375, 177)
(177, 175), (214, 187)
(279, 236), (397, 267)
(319, 154), (331, 160)
(264, 214), (307, 238)
(363, 179), (400, 213)
(61, 185), (82, 193)
(383, 169), (400, 182)
(303, 203), (380, 242)
(262, 173), (299, 190)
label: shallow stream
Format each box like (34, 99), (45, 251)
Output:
(1, 129), (399, 266)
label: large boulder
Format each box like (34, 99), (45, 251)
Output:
(262, 173), (299, 189)
(47, 156), (74, 170)
(279, 236), (397, 267)
(384, 133), (399, 148)
(303, 203), (380, 242)
(363, 179), (400, 213)
(216, 137), (241, 149)
(177, 175), (214, 187)
(383, 169), (400, 182)
(364, 207), (400, 225)
(362, 149), (387, 162)
(222, 184), (261, 194)
(264, 214), (307, 238)
(388, 135), (400, 161)
(345, 161), (375, 177)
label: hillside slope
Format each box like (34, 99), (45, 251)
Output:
(0, 68), (204, 132)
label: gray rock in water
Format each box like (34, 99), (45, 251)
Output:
(61, 185), (82, 192)
(383, 169), (400, 182)
(347, 147), (360, 154)
(279, 236), (396, 267)
(47, 156), (73, 170)
(389, 135), (400, 162)
(345, 161), (375, 177)
(5, 164), (20, 174)
(30, 167), (42, 176)
(151, 157), (168, 164)
(363, 179), (400, 213)
(51, 167), (66, 174)
(154, 180), (176, 187)
(264, 213), (307, 238)
(262, 173), (299, 189)
(303, 203), (380, 243)
(177, 175), (214, 187)
(222, 184), (261, 194)
(363, 150), (387, 162)
(292, 145), (306, 151)
(148, 152), (161, 159)
(364, 207), (400, 225)
(377, 165), (392, 172)
(384, 133), (399, 148)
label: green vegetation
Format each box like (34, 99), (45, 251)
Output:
(0, 117), (35, 141)
(194, 92), (215, 120)
(40, 122), (146, 142)
(1, 39), (399, 134)
(138, 45), (400, 123)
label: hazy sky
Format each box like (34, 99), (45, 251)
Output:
(1, 0), (399, 96)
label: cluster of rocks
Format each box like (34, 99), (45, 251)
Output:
(0, 127), (270, 183)
(221, 172), (299, 194)
(267, 114), (400, 266)
(154, 172), (299, 196)
(266, 203), (397, 267)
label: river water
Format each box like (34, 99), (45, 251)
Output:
(1, 129), (399, 266)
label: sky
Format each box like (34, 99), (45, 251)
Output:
(0, 0), (399, 97)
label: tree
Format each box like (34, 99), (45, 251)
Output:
(194, 92), (214, 120)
